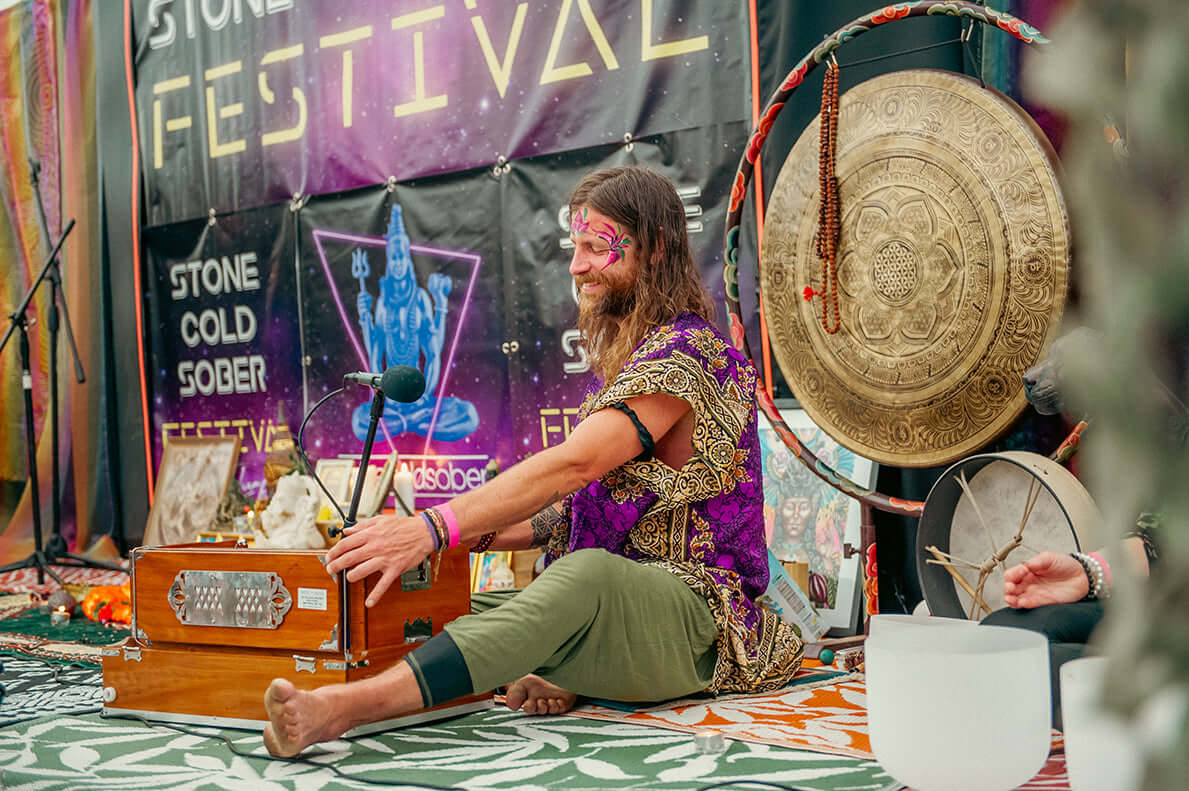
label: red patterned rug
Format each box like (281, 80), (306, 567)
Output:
(0, 565), (128, 595)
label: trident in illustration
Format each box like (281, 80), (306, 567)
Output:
(351, 248), (370, 290)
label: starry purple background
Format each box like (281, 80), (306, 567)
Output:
(133, 0), (748, 226)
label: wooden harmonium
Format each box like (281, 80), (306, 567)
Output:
(101, 542), (491, 732)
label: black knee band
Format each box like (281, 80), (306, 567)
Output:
(404, 630), (474, 708)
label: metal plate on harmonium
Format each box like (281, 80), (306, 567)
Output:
(916, 451), (1100, 620)
(761, 69), (1070, 467)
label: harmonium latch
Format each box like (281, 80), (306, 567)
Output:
(400, 558), (432, 592)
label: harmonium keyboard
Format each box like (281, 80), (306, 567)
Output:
(101, 542), (491, 732)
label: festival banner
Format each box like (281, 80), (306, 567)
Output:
(143, 204), (303, 511)
(295, 172), (513, 507)
(133, 0), (748, 226)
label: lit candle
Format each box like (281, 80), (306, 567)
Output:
(394, 463), (415, 516)
(50, 606), (70, 626)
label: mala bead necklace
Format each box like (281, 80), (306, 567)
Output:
(804, 58), (842, 334)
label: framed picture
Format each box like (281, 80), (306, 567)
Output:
(143, 436), (241, 546)
(470, 551), (515, 592)
(757, 404), (877, 634)
(314, 458), (354, 517)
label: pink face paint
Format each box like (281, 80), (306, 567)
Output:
(595, 222), (632, 270)
(569, 207), (590, 239)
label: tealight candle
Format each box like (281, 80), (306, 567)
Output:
(50, 606), (70, 626)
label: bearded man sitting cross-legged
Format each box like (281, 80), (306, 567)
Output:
(263, 165), (804, 757)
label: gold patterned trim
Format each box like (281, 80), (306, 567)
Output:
(644, 558), (804, 693)
(586, 351), (752, 506)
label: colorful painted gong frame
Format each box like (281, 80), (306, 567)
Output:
(722, 1), (1051, 517)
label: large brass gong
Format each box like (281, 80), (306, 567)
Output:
(762, 69), (1069, 467)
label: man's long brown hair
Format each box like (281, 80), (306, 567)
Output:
(569, 166), (714, 382)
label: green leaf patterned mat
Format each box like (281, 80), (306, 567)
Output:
(0, 707), (899, 791)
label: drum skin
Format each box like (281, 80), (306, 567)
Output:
(916, 451), (1100, 619)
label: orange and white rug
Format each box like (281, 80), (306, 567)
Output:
(569, 671), (874, 759)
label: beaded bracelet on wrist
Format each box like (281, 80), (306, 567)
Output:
(1070, 552), (1110, 601)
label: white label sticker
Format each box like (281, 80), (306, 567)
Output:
(297, 588), (328, 610)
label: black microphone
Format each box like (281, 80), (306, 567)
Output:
(343, 365), (427, 403)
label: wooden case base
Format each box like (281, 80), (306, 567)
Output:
(101, 638), (492, 732)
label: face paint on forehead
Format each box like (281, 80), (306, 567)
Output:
(595, 221), (632, 270)
(569, 207), (591, 238)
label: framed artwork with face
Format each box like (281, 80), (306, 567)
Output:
(757, 404), (877, 634)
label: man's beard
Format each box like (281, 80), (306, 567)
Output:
(580, 281), (636, 320)
(576, 277), (636, 366)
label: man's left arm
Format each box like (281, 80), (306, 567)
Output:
(326, 392), (688, 604)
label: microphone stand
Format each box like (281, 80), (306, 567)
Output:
(343, 388), (387, 535)
(28, 160), (123, 574)
(333, 387), (386, 659)
(0, 222), (75, 586)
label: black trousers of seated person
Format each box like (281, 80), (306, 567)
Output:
(983, 601), (1105, 730)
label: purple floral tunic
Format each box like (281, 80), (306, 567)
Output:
(547, 313), (803, 693)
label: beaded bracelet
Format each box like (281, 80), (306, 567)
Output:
(1087, 552), (1113, 587)
(471, 531), (497, 553)
(1070, 552), (1111, 600)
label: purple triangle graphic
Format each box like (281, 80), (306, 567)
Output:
(310, 228), (481, 456)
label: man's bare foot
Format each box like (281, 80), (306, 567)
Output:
(262, 679), (344, 757)
(505, 674), (578, 715)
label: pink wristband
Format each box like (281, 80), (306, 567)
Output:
(1088, 552), (1113, 586)
(438, 503), (461, 549)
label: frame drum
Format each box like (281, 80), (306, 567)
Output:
(916, 452), (1100, 619)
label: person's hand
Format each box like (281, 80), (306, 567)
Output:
(1002, 551), (1089, 609)
(324, 514), (434, 607)
(427, 272), (451, 308)
(357, 289), (373, 321)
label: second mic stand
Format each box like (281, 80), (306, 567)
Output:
(29, 161), (122, 571)
(0, 223), (75, 585)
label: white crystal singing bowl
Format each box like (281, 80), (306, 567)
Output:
(1061, 656), (1142, 791)
(867, 613), (980, 637)
(866, 624), (1051, 791)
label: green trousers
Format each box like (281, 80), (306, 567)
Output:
(443, 548), (718, 702)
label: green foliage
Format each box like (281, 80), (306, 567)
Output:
(1027, 3), (1189, 787)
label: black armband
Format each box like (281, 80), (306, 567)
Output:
(609, 401), (655, 462)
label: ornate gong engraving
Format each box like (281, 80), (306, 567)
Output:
(762, 70), (1069, 467)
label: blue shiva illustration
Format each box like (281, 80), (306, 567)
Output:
(352, 204), (479, 442)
